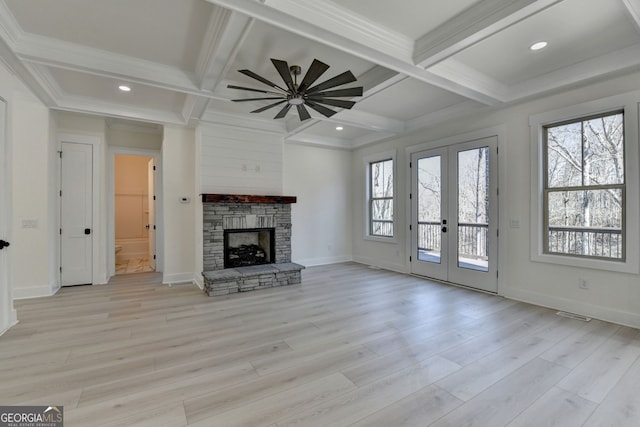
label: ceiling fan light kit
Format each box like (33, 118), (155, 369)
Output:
(228, 58), (363, 121)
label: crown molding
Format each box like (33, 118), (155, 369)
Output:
(0, 1), (23, 47)
(509, 43), (640, 101)
(414, 0), (563, 67)
(199, 109), (286, 134)
(622, 0), (640, 32)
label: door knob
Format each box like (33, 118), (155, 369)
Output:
(0, 239), (10, 249)
(442, 226), (447, 233)
(145, 224), (150, 230)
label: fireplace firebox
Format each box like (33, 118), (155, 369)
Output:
(224, 228), (275, 269)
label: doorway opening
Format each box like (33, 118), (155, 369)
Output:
(114, 154), (156, 274)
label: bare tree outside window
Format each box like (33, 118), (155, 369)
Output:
(370, 159), (393, 237)
(544, 111), (625, 259)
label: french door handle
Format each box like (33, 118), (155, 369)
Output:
(0, 239), (9, 249)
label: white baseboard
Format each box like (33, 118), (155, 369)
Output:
(294, 255), (353, 267)
(162, 272), (197, 286)
(0, 318), (18, 337)
(13, 284), (59, 299)
(193, 273), (204, 290)
(352, 256), (409, 274)
(504, 286), (640, 329)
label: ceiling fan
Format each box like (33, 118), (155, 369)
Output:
(228, 58), (363, 121)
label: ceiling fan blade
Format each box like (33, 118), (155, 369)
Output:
(239, 69), (287, 92)
(297, 59), (330, 93)
(250, 100), (287, 113)
(306, 70), (357, 94)
(271, 59), (296, 93)
(305, 100), (338, 118)
(311, 87), (363, 98)
(274, 103), (293, 119)
(231, 97), (285, 102)
(307, 98), (356, 109)
(296, 103), (311, 121)
(227, 85), (283, 95)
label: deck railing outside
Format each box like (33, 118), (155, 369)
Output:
(548, 226), (622, 258)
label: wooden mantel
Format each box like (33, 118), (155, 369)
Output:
(201, 194), (297, 204)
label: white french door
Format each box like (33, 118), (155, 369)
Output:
(410, 137), (498, 293)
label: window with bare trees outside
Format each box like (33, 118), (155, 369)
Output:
(369, 158), (394, 238)
(543, 110), (625, 260)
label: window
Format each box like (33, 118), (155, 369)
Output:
(368, 158), (394, 238)
(543, 110), (625, 260)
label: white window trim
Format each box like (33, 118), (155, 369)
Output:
(529, 92), (640, 274)
(364, 149), (397, 243)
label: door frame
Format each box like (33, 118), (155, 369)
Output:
(0, 96), (17, 334)
(108, 147), (163, 277)
(58, 133), (104, 285)
(406, 126), (506, 294)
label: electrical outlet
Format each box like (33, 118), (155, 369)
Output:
(578, 278), (589, 290)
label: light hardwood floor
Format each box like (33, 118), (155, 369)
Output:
(1, 263), (639, 426)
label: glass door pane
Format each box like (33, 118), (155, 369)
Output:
(457, 147), (490, 272)
(417, 156), (442, 264)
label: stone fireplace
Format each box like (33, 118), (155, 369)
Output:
(202, 194), (304, 296)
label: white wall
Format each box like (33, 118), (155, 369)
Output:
(162, 125), (196, 284)
(352, 71), (640, 328)
(200, 124), (283, 195)
(107, 127), (161, 150)
(10, 88), (55, 298)
(284, 143), (353, 266)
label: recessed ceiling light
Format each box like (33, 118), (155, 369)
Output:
(529, 41), (548, 51)
(118, 85), (131, 92)
(336, 126), (343, 131)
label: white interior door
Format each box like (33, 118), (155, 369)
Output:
(61, 142), (93, 286)
(411, 137), (498, 293)
(147, 158), (156, 270)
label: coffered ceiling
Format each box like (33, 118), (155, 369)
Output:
(1, 0), (639, 148)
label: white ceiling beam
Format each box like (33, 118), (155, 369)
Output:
(414, 0), (565, 68)
(205, 0), (503, 105)
(622, 0), (640, 32)
(187, 9), (254, 122)
(14, 35), (206, 96)
(54, 95), (187, 126)
(429, 58), (510, 102)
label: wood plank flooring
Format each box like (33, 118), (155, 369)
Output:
(1, 262), (639, 426)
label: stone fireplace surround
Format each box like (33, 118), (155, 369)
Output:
(202, 194), (304, 296)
